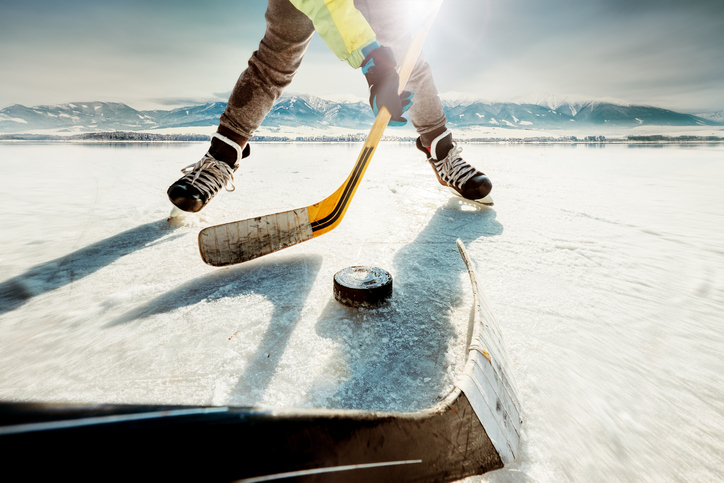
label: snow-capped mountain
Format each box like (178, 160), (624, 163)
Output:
(149, 102), (227, 129)
(697, 110), (724, 123)
(440, 92), (715, 129)
(0, 102), (157, 132)
(443, 100), (715, 129)
(266, 94), (374, 129)
(1, 95), (720, 134)
(509, 93), (633, 113)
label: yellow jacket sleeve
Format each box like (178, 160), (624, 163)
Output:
(289, 0), (378, 68)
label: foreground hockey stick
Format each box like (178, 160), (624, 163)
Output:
(198, 0), (444, 267)
(0, 241), (520, 482)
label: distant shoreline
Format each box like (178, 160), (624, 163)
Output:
(1, 132), (722, 144)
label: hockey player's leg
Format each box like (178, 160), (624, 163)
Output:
(167, 134), (250, 213)
(219, 0), (315, 145)
(168, 0), (314, 213)
(357, 0), (493, 202)
(415, 131), (492, 201)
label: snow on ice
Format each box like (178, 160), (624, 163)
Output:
(1, 141), (723, 482)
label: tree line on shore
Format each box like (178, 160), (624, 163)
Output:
(1, 132), (721, 143)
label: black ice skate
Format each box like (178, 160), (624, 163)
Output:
(167, 133), (250, 213)
(416, 130), (492, 202)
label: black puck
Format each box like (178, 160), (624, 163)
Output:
(333, 266), (393, 308)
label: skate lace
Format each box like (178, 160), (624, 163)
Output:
(179, 153), (236, 198)
(435, 143), (476, 189)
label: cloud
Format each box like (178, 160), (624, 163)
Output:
(426, 0), (724, 112)
(1, 0), (722, 112)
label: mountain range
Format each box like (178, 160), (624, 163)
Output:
(0, 94), (721, 134)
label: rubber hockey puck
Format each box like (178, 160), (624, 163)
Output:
(333, 266), (393, 308)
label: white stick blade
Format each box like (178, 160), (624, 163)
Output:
(198, 208), (314, 266)
(456, 239), (522, 464)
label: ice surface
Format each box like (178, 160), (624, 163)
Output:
(0, 142), (478, 412)
(1, 141), (724, 482)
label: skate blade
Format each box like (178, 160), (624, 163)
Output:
(476, 194), (494, 206)
(449, 187), (494, 207)
(168, 206), (185, 220)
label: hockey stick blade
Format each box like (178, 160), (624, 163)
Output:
(198, 0), (444, 267)
(198, 207), (314, 266)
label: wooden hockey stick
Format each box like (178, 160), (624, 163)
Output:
(198, 0), (444, 267)
(0, 240), (521, 483)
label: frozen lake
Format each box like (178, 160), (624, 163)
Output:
(1, 140), (723, 482)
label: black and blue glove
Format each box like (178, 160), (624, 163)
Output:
(361, 44), (413, 126)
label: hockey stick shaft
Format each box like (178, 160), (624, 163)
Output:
(199, 0), (444, 267)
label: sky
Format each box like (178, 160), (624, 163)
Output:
(0, 0), (723, 113)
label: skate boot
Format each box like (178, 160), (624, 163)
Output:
(167, 133), (250, 213)
(416, 130), (492, 201)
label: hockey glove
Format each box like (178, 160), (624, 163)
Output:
(362, 45), (413, 126)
